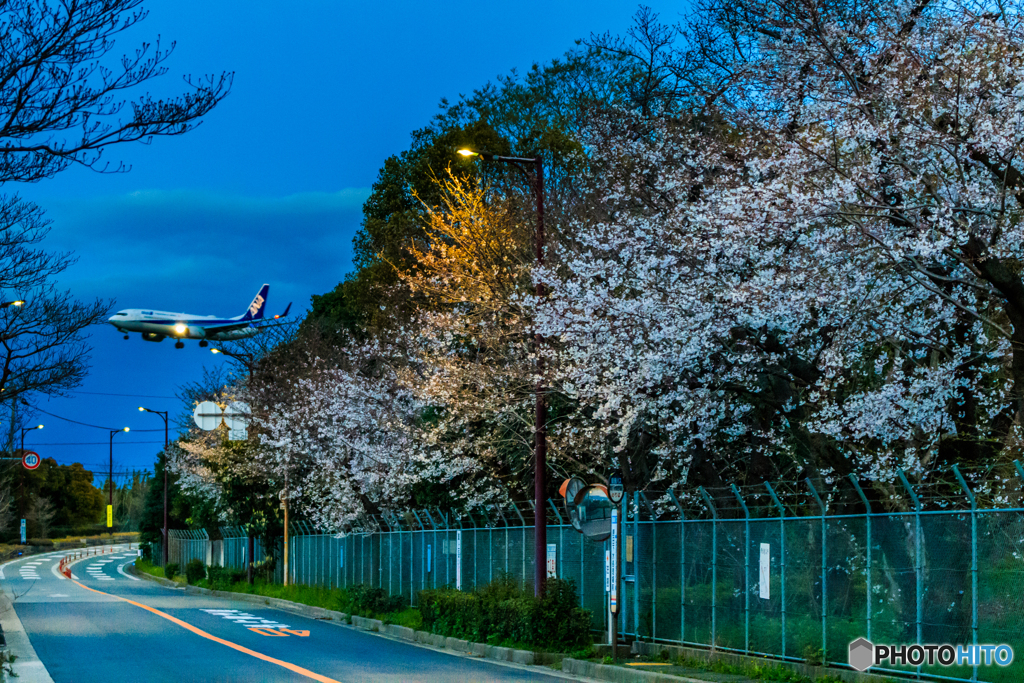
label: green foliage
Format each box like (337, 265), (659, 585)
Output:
(164, 562), (179, 580)
(26, 538), (53, 547)
(418, 573), (591, 652)
(184, 558), (206, 584)
(138, 542), (153, 562)
(10, 457), (104, 537)
(343, 584), (406, 616)
(205, 565), (247, 587)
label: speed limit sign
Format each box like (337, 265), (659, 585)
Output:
(22, 451), (40, 470)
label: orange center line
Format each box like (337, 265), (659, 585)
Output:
(71, 579), (344, 683)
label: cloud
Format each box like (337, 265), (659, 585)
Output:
(34, 187), (371, 314)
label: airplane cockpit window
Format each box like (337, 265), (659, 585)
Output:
(112, 312), (128, 316)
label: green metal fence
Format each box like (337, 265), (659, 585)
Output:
(165, 468), (1024, 683)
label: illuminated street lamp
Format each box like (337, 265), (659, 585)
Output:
(19, 424), (42, 454)
(108, 427), (129, 528)
(0, 300), (25, 309)
(140, 407), (169, 564)
(458, 147), (549, 596)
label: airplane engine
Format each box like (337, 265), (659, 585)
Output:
(142, 333), (165, 342)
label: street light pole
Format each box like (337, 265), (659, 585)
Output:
(19, 424), (42, 455)
(140, 407), (169, 564)
(108, 428), (129, 528)
(458, 148), (548, 596)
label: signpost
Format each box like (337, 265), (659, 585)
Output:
(610, 506), (619, 660)
(20, 518), (25, 544)
(21, 450), (39, 470)
(546, 543), (557, 578)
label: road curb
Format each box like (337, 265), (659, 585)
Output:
(130, 566), (565, 670)
(562, 658), (712, 683)
(0, 555), (62, 683)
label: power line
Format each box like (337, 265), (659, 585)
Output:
(68, 391), (178, 399)
(29, 444), (165, 448)
(26, 406), (163, 431)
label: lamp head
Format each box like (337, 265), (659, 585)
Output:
(211, 348), (221, 354)
(123, 427), (130, 432)
(11, 301), (24, 307)
(35, 424), (42, 430)
(457, 149), (477, 157)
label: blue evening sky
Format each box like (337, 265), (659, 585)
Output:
(11, 0), (679, 482)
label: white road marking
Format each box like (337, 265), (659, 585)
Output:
(48, 594), (69, 598)
(117, 562), (139, 580)
(49, 560), (66, 581)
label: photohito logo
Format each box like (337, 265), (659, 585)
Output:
(848, 639), (1014, 672)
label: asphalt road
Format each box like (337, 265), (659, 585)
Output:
(0, 545), (584, 682)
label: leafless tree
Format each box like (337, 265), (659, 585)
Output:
(25, 495), (54, 539)
(1, 0), (232, 183)
(0, 198), (110, 402)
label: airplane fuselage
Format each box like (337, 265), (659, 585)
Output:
(108, 309), (258, 341)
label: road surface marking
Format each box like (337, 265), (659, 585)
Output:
(71, 581), (342, 683)
(117, 562), (140, 580)
(49, 561), (67, 581)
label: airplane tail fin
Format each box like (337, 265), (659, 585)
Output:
(273, 302), (292, 320)
(242, 284), (270, 321)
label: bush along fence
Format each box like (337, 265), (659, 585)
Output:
(158, 465), (1024, 683)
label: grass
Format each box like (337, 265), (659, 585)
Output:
(189, 576), (422, 629)
(596, 651), (849, 683)
(135, 558), (185, 584)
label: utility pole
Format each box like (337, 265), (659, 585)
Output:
(139, 408), (169, 564)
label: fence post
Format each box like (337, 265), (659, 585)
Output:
(765, 482), (786, 659)
(640, 492), (656, 641)
(698, 487), (717, 648)
(897, 469), (922, 678)
(668, 490), (685, 644)
(952, 464), (978, 683)
(848, 474), (872, 642)
(732, 484), (750, 654)
(805, 478), (827, 666)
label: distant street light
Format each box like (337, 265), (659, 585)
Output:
(0, 300), (25, 309)
(140, 407), (170, 564)
(108, 427), (129, 528)
(458, 147), (549, 597)
(19, 424), (42, 455)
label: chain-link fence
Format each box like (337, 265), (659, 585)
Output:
(160, 469), (1024, 683)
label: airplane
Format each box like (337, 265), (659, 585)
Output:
(107, 284), (292, 349)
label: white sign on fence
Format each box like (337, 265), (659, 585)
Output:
(427, 544), (431, 573)
(546, 543), (557, 578)
(20, 519), (25, 544)
(759, 543), (771, 599)
(455, 530), (462, 590)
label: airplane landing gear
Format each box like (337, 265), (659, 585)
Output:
(199, 340), (208, 347)
(174, 341), (185, 349)
(123, 335), (129, 340)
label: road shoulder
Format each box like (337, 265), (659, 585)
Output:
(0, 558), (56, 683)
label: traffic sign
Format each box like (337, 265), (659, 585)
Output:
(193, 401), (222, 430)
(21, 450), (40, 470)
(608, 469), (624, 504)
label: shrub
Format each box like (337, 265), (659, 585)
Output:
(418, 573), (591, 651)
(345, 584), (406, 616)
(185, 559), (206, 584)
(164, 563), (179, 580)
(138, 542), (152, 562)
(206, 566), (246, 587)
(27, 539), (53, 547)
